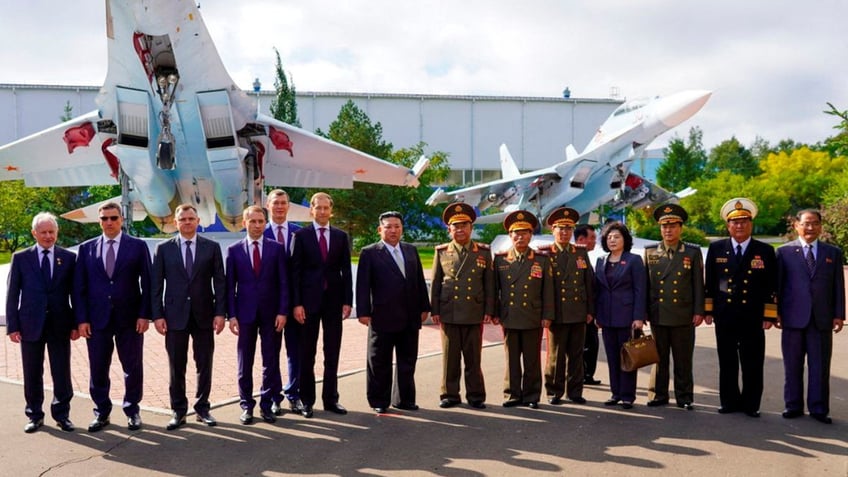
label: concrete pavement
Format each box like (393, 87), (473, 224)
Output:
(0, 321), (846, 476)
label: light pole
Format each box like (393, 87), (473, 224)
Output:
(253, 77), (261, 115)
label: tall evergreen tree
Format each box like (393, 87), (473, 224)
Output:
(655, 126), (707, 191)
(269, 48), (300, 127)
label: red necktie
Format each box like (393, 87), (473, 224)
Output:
(252, 241), (261, 276)
(319, 227), (328, 261)
(276, 225), (284, 245)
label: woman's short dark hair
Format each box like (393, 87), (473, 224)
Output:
(600, 221), (633, 253)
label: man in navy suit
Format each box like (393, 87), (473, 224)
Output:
(6, 212), (78, 433)
(74, 202), (151, 432)
(227, 205), (288, 425)
(290, 192), (352, 418)
(264, 189), (303, 415)
(152, 204), (226, 430)
(356, 211), (431, 414)
(777, 209), (845, 424)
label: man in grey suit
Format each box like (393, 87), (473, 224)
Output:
(777, 209), (845, 424)
(152, 204), (226, 430)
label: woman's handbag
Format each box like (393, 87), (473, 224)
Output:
(620, 328), (659, 372)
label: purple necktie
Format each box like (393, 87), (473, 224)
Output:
(319, 227), (328, 261)
(253, 241), (261, 276)
(276, 225), (285, 249)
(105, 239), (116, 278)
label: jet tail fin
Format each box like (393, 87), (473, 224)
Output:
(565, 144), (579, 162)
(499, 144), (521, 180)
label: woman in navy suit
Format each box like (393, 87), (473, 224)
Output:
(594, 222), (646, 409)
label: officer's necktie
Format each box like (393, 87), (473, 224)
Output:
(253, 241), (261, 276)
(105, 239), (116, 278)
(41, 249), (51, 281)
(393, 247), (406, 278)
(805, 245), (815, 273)
(185, 240), (194, 277)
(735, 244), (742, 261)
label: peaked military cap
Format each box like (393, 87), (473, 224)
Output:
(503, 210), (538, 232)
(653, 203), (688, 225)
(442, 202), (477, 225)
(545, 206), (580, 229)
(720, 197), (758, 221)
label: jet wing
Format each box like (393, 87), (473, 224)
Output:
(256, 114), (425, 189)
(425, 167), (560, 210)
(0, 111), (116, 187)
(608, 172), (681, 211)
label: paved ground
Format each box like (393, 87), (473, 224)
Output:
(1, 319), (846, 476)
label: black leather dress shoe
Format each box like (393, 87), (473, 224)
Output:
(621, 402), (634, 410)
(584, 376), (602, 385)
(290, 399), (305, 413)
(166, 413), (186, 431)
(526, 402), (539, 409)
(374, 407), (388, 414)
(260, 409), (277, 424)
(240, 410), (254, 425)
(56, 418), (75, 432)
(393, 402), (419, 411)
(717, 407), (738, 414)
(745, 410), (761, 418)
(24, 418), (43, 433)
(782, 409), (803, 419)
(468, 401), (486, 409)
(324, 403), (348, 415)
(195, 412), (217, 427)
(569, 396), (587, 405)
(604, 398), (620, 406)
(810, 413), (832, 424)
(301, 405), (314, 418)
(502, 399), (521, 408)
(548, 397), (563, 405)
(439, 399), (460, 408)
(678, 402), (694, 411)
(271, 402), (284, 416)
(87, 416), (110, 432)
(646, 398), (669, 407)
(127, 414), (142, 431)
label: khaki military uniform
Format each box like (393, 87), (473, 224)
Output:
(644, 242), (705, 405)
(537, 243), (595, 401)
(494, 248), (554, 404)
(431, 241), (495, 403)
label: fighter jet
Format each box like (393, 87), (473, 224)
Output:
(0, 0), (428, 232)
(426, 90), (711, 223)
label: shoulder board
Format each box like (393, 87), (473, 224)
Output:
(645, 244), (659, 250)
(684, 242), (701, 249)
(475, 242), (490, 250)
(495, 251), (509, 256)
(435, 244), (449, 251)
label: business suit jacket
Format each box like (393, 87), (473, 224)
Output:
(493, 248), (554, 329)
(430, 241), (495, 324)
(777, 240), (845, 330)
(645, 242), (705, 326)
(593, 252), (647, 328)
(290, 224), (353, 312)
(226, 237), (289, 323)
(356, 241), (431, 333)
(151, 235), (226, 329)
(6, 246), (76, 341)
(538, 243), (595, 324)
(705, 238), (777, 322)
(264, 221), (301, 256)
(74, 235), (152, 330)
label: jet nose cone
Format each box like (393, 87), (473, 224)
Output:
(657, 90), (712, 128)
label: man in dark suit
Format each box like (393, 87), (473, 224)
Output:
(645, 204), (705, 410)
(575, 225), (602, 386)
(431, 203), (494, 410)
(151, 204), (226, 430)
(777, 209), (845, 424)
(493, 211), (554, 409)
(6, 212), (78, 433)
(290, 192), (352, 418)
(227, 205), (288, 425)
(356, 211), (431, 414)
(74, 202), (151, 432)
(538, 207), (595, 405)
(264, 189), (303, 415)
(704, 198), (777, 418)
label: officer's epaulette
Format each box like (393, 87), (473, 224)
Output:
(475, 242), (490, 250)
(435, 243), (449, 251)
(494, 251), (509, 256)
(683, 242), (701, 249)
(534, 245), (553, 256)
(645, 243), (660, 250)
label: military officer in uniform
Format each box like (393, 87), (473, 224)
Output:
(537, 207), (595, 405)
(704, 198), (777, 418)
(493, 211), (554, 409)
(645, 204), (705, 410)
(431, 203), (495, 409)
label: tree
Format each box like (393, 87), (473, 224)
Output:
(705, 136), (760, 178)
(757, 147), (847, 212)
(269, 48), (300, 127)
(0, 181), (40, 252)
(655, 126), (706, 191)
(821, 102), (848, 158)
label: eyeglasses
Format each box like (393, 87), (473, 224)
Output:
(99, 216), (121, 222)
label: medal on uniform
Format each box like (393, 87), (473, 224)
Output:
(530, 263), (542, 278)
(750, 256), (764, 269)
(683, 256), (691, 269)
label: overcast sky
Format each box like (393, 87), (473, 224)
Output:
(2, 0), (846, 149)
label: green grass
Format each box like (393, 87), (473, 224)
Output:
(0, 251), (10, 265)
